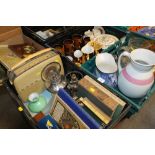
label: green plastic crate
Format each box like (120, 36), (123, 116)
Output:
(113, 26), (155, 41)
(112, 26), (130, 33)
(81, 33), (155, 115)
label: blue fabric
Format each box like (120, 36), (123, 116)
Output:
(37, 114), (59, 129)
(58, 89), (101, 129)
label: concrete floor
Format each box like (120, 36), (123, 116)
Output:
(116, 93), (155, 129)
(0, 86), (32, 129)
(0, 85), (155, 129)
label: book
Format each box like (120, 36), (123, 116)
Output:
(79, 97), (111, 125)
(78, 76), (126, 119)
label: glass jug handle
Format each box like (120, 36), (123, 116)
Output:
(118, 51), (131, 73)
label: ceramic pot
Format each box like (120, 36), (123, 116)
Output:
(94, 68), (117, 87)
(95, 53), (118, 87)
(118, 48), (155, 98)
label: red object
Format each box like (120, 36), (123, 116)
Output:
(33, 112), (45, 122)
(128, 26), (145, 32)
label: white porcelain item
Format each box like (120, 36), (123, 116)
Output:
(95, 53), (117, 73)
(81, 44), (94, 54)
(93, 26), (105, 34)
(74, 50), (83, 58)
(28, 92), (39, 102)
(66, 56), (73, 61)
(84, 30), (93, 38)
(95, 34), (119, 49)
(92, 29), (102, 38)
(118, 48), (155, 98)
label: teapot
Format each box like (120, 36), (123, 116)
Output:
(118, 48), (155, 98)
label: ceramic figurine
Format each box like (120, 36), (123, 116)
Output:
(92, 29), (102, 38)
(66, 71), (83, 98)
(118, 48), (155, 98)
(84, 30), (93, 38)
(28, 93), (47, 113)
(84, 27), (105, 39)
(84, 28), (118, 53)
(93, 26), (105, 34)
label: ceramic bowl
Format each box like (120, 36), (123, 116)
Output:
(95, 53), (117, 73)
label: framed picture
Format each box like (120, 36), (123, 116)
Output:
(50, 95), (89, 129)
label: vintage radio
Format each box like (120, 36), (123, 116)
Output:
(8, 48), (64, 102)
(78, 75), (126, 120)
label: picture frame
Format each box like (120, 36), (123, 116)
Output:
(50, 95), (89, 129)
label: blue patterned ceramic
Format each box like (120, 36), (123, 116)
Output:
(94, 68), (117, 88)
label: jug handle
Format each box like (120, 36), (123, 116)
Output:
(118, 51), (131, 73)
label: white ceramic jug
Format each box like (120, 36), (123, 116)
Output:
(118, 48), (155, 98)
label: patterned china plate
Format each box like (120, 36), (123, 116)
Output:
(95, 34), (119, 49)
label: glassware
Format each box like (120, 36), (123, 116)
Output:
(63, 39), (75, 57)
(128, 37), (152, 52)
(53, 44), (64, 56)
(83, 37), (90, 45)
(42, 62), (66, 93)
(74, 50), (83, 66)
(81, 44), (94, 62)
(28, 93), (47, 113)
(72, 34), (83, 50)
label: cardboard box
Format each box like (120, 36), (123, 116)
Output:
(0, 26), (23, 45)
(0, 26), (45, 70)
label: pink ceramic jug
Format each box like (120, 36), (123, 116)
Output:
(118, 48), (155, 98)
